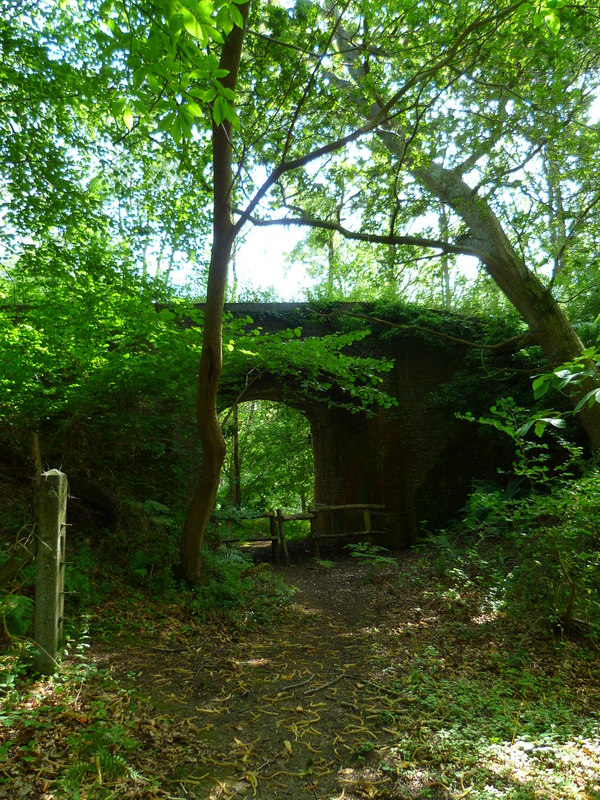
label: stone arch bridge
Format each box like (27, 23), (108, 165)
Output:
(216, 302), (521, 547)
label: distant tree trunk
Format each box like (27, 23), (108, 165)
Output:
(543, 146), (568, 281)
(438, 205), (451, 308)
(230, 404), (242, 507)
(179, 4), (250, 585)
(326, 232), (335, 295)
(30, 431), (42, 521)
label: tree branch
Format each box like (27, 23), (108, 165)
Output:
(235, 211), (479, 257)
(281, 0), (352, 160)
(233, 1), (523, 242)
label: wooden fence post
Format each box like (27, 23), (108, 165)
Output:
(309, 508), (320, 558)
(269, 511), (280, 564)
(34, 470), (67, 675)
(276, 509), (290, 567)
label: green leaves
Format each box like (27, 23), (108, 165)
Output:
(574, 388), (600, 415)
(519, 0), (567, 36)
(516, 414), (566, 438)
(531, 345), (600, 420)
(221, 320), (396, 414)
(182, 9), (208, 43)
(0, 239), (203, 427)
(2, 595), (34, 637)
(122, 106), (134, 131)
(96, 0), (246, 144)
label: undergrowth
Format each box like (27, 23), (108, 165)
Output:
(191, 546), (295, 630)
(0, 504), (296, 797)
(0, 633), (159, 799)
(367, 543), (600, 800)
(445, 398), (600, 637)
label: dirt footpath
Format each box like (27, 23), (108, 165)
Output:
(106, 560), (418, 800)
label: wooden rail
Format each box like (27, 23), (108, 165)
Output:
(308, 504), (386, 558)
(213, 510), (287, 564)
(214, 502), (386, 564)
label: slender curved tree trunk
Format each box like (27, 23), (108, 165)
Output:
(179, 4), (250, 585)
(230, 404), (242, 506)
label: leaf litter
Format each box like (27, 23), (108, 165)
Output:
(1, 551), (599, 799)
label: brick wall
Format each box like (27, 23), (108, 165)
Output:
(220, 303), (518, 546)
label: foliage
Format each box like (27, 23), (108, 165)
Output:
(5, 0), (600, 579)
(1, 594), (34, 639)
(345, 542), (396, 581)
(1, 0), (600, 669)
(191, 547), (295, 629)
(0, 633), (159, 799)
(0, 2), (110, 243)
(97, 0), (246, 141)
(531, 341), (600, 420)
(56, 717), (141, 799)
(459, 397), (566, 484)
(314, 558), (335, 570)
(447, 399), (600, 634)
(4, 0), (600, 348)
(219, 400), (312, 510)
(1, 242), (196, 422)
(223, 319), (397, 413)
(1, 242), (206, 514)
(235, 0), (600, 319)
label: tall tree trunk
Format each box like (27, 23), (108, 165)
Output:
(179, 4), (250, 584)
(335, 19), (600, 450)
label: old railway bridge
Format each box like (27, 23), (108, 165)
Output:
(215, 303), (521, 548)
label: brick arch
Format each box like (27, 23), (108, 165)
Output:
(216, 302), (514, 547)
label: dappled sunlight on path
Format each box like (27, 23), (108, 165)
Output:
(95, 557), (600, 800)
(116, 563), (413, 799)
(5, 556), (597, 799)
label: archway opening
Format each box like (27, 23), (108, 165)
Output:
(216, 400), (315, 547)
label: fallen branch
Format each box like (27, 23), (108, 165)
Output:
(303, 671), (347, 695)
(288, 675), (315, 690)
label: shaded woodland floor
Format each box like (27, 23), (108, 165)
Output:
(1, 551), (600, 799)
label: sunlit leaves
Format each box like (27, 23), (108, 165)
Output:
(181, 9), (210, 43)
(0, 238), (203, 426)
(97, 0), (246, 144)
(219, 399), (313, 509)
(123, 106), (135, 130)
(223, 323), (396, 413)
(516, 0), (566, 36)
(0, 3), (110, 243)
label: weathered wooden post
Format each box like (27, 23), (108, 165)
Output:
(268, 511), (280, 564)
(309, 508), (320, 558)
(275, 509), (290, 567)
(34, 469), (67, 675)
